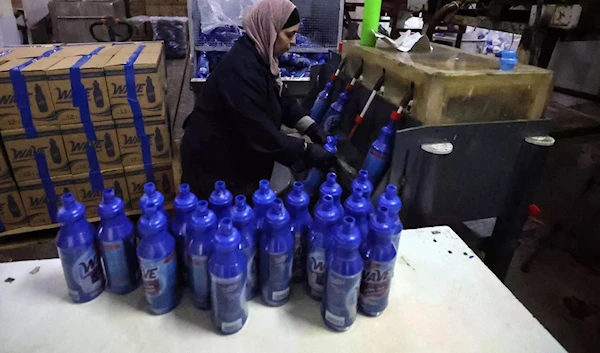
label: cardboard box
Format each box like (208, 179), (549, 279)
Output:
(104, 43), (164, 119)
(159, 5), (173, 16)
(1, 126), (70, 183)
(172, 5), (187, 16)
(72, 168), (130, 217)
(0, 46), (60, 61)
(0, 138), (12, 185)
(18, 175), (73, 226)
(61, 121), (123, 175)
(52, 44), (122, 58)
(46, 55), (114, 126)
(125, 162), (175, 208)
(115, 116), (170, 166)
(0, 56), (62, 130)
(0, 182), (28, 231)
(146, 4), (160, 16)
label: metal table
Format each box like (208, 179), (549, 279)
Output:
(0, 226), (565, 353)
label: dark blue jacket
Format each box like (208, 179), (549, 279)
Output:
(181, 34), (307, 199)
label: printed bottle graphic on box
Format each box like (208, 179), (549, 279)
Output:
(7, 195), (21, 218)
(49, 138), (62, 164)
(114, 180), (124, 200)
(105, 133), (115, 158)
(34, 84), (48, 113)
(92, 80), (104, 108)
(162, 173), (171, 196)
(155, 127), (163, 152)
(146, 76), (155, 103)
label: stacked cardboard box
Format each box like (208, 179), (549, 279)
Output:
(0, 42), (175, 230)
(146, 0), (187, 16)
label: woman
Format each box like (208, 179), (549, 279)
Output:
(181, 0), (333, 199)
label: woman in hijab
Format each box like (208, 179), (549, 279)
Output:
(181, 0), (333, 199)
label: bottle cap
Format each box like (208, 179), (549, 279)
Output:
(57, 192), (86, 223)
(214, 218), (241, 250)
(335, 216), (361, 249)
(369, 206), (392, 236)
(189, 200), (217, 233)
(286, 182), (310, 209)
(352, 169), (373, 198)
(344, 187), (370, 215)
(209, 180), (233, 206)
(378, 184), (402, 213)
(138, 202), (167, 236)
(253, 179), (276, 205)
(266, 198), (290, 227)
(320, 172), (342, 199)
(315, 194), (341, 223)
(324, 136), (338, 154)
(231, 195), (254, 223)
(174, 183), (198, 213)
(97, 188), (125, 218)
(139, 182), (164, 211)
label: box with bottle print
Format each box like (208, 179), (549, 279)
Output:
(0, 56), (62, 130)
(18, 175), (73, 227)
(0, 139), (13, 185)
(1, 126), (70, 183)
(115, 116), (170, 166)
(61, 120), (122, 175)
(124, 162), (174, 208)
(45, 54), (114, 126)
(71, 168), (130, 217)
(104, 43), (165, 120)
(0, 181), (28, 232)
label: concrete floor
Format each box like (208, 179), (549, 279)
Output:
(1, 82), (599, 352)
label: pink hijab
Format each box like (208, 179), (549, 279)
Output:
(243, 0), (297, 78)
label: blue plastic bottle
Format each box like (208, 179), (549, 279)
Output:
(209, 181), (233, 220)
(139, 182), (170, 222)
(252, 179), (276, 230)
(322, 92), (349, 133)
(230, 195), (258, 300)
(56, 193), (105, 303)
(197, 51), (210, 78)
(359, 206), (397, 317)
(171, 184), (198, 286)
(377, 184), (403, 250)
(285, 182), (313, 282)
(306, 194), (342, 300)
(97, 188), (139, 294)
(319, 172), (344, 217)
(302, 136), (338, 197)
(351, 169), (374, 215)
(137, 203), (179, 314)
(322, 216), (363, 331)
(499, 50), (517, 71)
(311, 81), (333, 124)
(187, 200), (217, 309)
(343, 188), (370, 241)
(210, 218), (248, 334)
(260, 199), (294, 306)
(362, 122), (395, 185)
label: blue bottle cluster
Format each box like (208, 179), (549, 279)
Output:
(55, 167), (404, 333)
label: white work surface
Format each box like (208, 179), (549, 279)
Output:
(0, 226), (566, 353)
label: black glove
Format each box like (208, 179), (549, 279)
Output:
(304, 123), (328, 145)
(305, 143), (336, 171)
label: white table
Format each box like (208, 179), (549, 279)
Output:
(0, 226), (566, 353)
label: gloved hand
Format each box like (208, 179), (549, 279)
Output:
(304, 122), (329, 145)
(305, 143), (336, 171)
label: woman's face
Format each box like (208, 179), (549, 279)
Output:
(274, 23), (300, 57)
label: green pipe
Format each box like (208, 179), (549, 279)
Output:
(360, 0), (382, 47)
